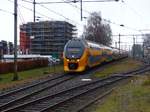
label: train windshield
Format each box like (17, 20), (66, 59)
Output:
(67, 47), (80, 53)
(64, 40), (85, 59)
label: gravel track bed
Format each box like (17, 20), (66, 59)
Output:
(2, 76), (123, 112)
(1, 58), (146, 112)
(0, 73), (63, 94)
(0, 73), (75, 111)
(48, 78), (125, 112)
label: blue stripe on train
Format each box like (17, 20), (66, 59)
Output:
(88, 55), (102, 65)
(88, 54), (113, 65)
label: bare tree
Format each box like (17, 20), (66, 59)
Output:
(82, 12), (112, 46)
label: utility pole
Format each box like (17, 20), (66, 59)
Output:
(115, 41), (117, 48)
(13, 0), (18, 81)
(133, 36), (135, 58)
(119, 33), (121, 54)
(142, 43), (145, 58)
(80, 0), (83, 21)
(33, 0), (36, 22)
(0, 48), (3, 61)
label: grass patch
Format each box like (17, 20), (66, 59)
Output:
(92, 75), (150, 112)
(142, 75), (150, 86)
(0, 65), (63, 90)
(94, 58), (142, 78)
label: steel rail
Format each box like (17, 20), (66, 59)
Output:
(73, 89), (114, 112)
(39, 78), (123, 112)
(0, 58), (123, 111)
(2, 66), (150, 112)
(1, 60), (149, 112)
(41, 66), (150, 112)
(0, 75), (74, 111)
(0, 73), (64, 98)
(2, 76), (124, 112)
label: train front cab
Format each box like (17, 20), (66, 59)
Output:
(64, 49), (89, 72)
(63, 39), (89, 72)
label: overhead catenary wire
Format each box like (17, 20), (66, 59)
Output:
(18, 7), (25, 24)
(21, 0), (33, 4)
(122, 1), (143, 21)
(35, 0), (119, 4)
(61, 0), (80, 13)
(61, 0), (143, 33)
(7, 0), (81, 35)
(8, 0), (54, 20)
(1, 0), (145, 52)
(22, 0), (121, 24)
(8, 0), (145, 36)
(19, 0), (82, 28)
(38, 4), (80, 26)
(37, 4), (82, 34)
(121, 1), (147, 32)
(21, 0), (142, 33)
(0, 8), (13, 15)
(62, 0), (124, 26)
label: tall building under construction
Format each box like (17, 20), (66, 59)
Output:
(20, 21), (76, 58)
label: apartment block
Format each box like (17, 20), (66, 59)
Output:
(0, 40), (13, 59)
(20, 31), (30, 54)
(0, 40), (8, 55)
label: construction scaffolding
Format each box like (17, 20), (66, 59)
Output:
(20, 21), (76, 58)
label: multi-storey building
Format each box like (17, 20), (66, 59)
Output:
(0, 40), (13, 59)
(0, 42), (2, 59)
(0, 40), (8, 55)
(8, 42), (14, 54)
(20, 21), (76, 58)
(20, 31), (30, 54)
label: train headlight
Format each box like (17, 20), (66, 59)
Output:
(67, 59), (69, 61)
(77, 59), (80, 62)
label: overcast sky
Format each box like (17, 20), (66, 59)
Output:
(0, 0), (150, 50)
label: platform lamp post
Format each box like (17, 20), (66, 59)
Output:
(33, 0), (36, 22)
(118, 33), (121, 54)
(118, 24), (124, 54)
(133, 36), (135, 58)
(13, 0), (19, 81)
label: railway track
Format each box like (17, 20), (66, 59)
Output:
(1, 65), (149, 112)
(75, 66), (150, 112)
(0, 73), (76, 111)
(0, 59), (114, 111)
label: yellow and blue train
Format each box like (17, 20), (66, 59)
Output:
(63, 38), (127, 72)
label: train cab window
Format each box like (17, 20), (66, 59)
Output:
(67, 47), (80, 53)
(64, 40), (85, 59)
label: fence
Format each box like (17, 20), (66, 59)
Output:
(0, 59), (48, 74)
